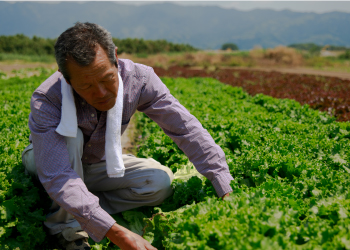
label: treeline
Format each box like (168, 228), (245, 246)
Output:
(0, 34), (197, 55)
(288, 43), (349, 52)
(0, 34), (56, 55)
(112, 38), (196, 54)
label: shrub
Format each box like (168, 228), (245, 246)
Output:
(338, 50), (350, 60)
(264, 46), (303, 66)
(221, 43), (239, 51)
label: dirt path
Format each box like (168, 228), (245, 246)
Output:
(121, 115), (137, 155)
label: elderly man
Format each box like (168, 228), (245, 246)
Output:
(22, 22), (233, 250)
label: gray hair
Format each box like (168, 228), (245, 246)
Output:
(54, 22), (117, 82)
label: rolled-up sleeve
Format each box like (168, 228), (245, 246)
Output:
(137, 67), (233, 197)
(29, 91), (115, 242)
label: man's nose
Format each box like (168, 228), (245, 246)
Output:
(95, 83), (107, 97)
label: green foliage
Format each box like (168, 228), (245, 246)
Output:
(288, 43), (322, 54)
(289, 43), (349, 53)
(0, 34), (56, 56)
(135, 77), (350, 249)
(0, 70), (56, 249)
(0, 34), (197, 61)
(289, 43), (350, 63)
(338, 50), (350, 60)
(0, 71), (6, 78)
(328, 45), (350, 51)
(158, 176), (206, 212)
(113, 38), (197, 54)
(0, 53), (55, 63)
(221, 43), (239, 51)
(144, 188), (350, 249)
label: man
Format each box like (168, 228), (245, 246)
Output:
(22, 22), (233, 250)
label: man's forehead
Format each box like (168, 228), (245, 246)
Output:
(66, 47), (113, 80)
(65, 45), (109, 66)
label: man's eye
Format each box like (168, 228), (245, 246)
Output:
(81, 85), (91, 90)
(102, 77), (114, 84)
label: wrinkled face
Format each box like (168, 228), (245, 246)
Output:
(66, 46), (119, 111)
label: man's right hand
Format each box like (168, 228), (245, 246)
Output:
(105, 223), (157, 250)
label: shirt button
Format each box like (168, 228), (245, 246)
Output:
(81, 102), (85, 105)
(88, 144), (91, 147)
(85, 157), (88, 160)
(91, 114), (95, 117)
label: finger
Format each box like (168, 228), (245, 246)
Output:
(146, 246), (157, 250)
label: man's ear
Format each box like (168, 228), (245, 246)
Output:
(115, 47), (118, 60)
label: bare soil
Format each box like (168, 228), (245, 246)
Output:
(121, 115), (137, 155)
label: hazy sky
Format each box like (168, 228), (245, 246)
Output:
(12, 1), (350, 13)
(119, 1), (350, 14)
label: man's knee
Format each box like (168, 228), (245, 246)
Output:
(22, 143), (37, 177)
(144, 160), (174, 203)
(154, 169), (174, 203)
(153, 166), (174, 190)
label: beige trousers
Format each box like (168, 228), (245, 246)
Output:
(22, 129), (174, 235)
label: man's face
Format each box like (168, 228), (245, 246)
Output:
(66, 46), (119, 111)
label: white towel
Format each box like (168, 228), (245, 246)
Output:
(56, 76), (77, 137)
(56, 73), (125, 178)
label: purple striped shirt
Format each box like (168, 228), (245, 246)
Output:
(28, 59), (233, 242)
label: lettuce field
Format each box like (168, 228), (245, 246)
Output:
(1, 70), (350, 249)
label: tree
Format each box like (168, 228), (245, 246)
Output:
(339, 50), (350, 59)
(221, 43), (239, 51)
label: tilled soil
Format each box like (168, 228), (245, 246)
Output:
(154, 66), (350, 122)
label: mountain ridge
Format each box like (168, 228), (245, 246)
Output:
(1, 2), (349, 49)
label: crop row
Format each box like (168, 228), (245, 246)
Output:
(154, 66), (350, 122)
(0, 72), (53, 249)
(134, 77), (350, 249)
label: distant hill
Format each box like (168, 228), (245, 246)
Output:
(1, 2), (350, 50)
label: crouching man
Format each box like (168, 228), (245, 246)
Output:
(22, 22), (233, 250)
